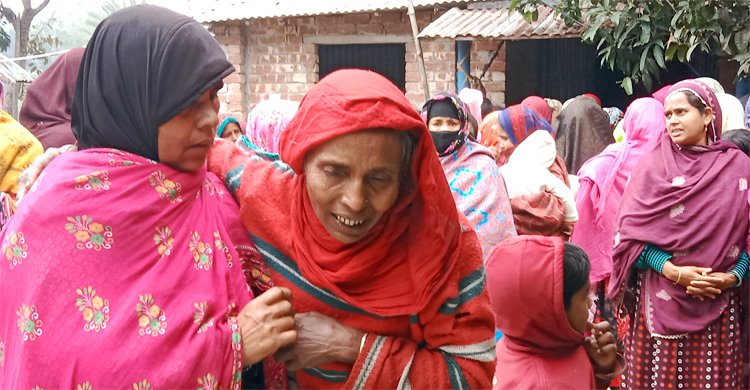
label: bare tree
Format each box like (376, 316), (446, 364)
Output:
(0, 0), (52, 116)
(1, 0), (51, 69)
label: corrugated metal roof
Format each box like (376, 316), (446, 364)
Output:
(196, 0), (476, 23)
(0, 54), (34, 84)
(418, 6), (580, 39)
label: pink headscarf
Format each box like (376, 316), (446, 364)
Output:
(573, 98), (665, 284)
(651, 84), (673, 104)
(608, 80), (750, 336)
(0, 149), (255, 387)
(458, 88), (484, 122)
(521, 96), (553, 123)
(245, 99), (299, 154)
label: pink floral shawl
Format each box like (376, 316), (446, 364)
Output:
(439, 140), (517, 258)
(0, 149), (256, 388)
(573, 98), (665, 284)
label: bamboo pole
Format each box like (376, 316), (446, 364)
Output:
(407, 0), (430, 101)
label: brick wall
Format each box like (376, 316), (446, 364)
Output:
(211, 22), (247, 118)
(208, 10), (508, 120)
(470, 39), (506, 109)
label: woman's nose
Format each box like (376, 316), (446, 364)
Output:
(341, 180), (366, 211)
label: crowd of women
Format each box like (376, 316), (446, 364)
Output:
(0, 4), (749, 389)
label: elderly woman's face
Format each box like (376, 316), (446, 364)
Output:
(221, 122), (242, 143)
(158, 86), (220, 171)
(305, 130), (402, 244)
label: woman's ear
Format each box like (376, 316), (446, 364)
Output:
(703, 107), (714, 127)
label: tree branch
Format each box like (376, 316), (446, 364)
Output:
(0, 5), (17, 25)
(28, 0), (50, 18)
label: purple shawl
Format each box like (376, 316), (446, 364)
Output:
(608, 80), (750, 336)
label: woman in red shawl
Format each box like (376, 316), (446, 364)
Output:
(208, 69), (495, 388)
(19, 47), (84, 150)
(608, 80), (750, 389)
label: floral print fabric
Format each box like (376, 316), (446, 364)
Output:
(0, 149), (254, 388)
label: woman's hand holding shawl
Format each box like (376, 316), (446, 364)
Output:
(275, 311), (365, 370)
(239, 286), (298, 366)
(17, 143), (77, 202)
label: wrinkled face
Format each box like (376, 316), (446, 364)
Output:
(566, 280), (592, 335)
(305, 130), (402, 245)
(221, 122), (242, 143)
(664, 92), (712, 146)
(157, 86), (220, 171)
(428, 116), (461, 132)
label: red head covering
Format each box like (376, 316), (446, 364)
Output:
(487, 236), (595, 389)
(521, 95), (553, 123)
(19, 47), (84, 149)
(651, 84), (673, 104)
(275, 69), (462, 316)
(582, 93), (602, 106)
(609, 80), (750, 335)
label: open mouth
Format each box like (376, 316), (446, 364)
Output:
(333, 213), (365, 228)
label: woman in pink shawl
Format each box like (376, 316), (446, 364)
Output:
(19, 47), (84, 150)
(422, 92), (516, 258)
(608, 80), (750, 389)
(243, 99), (299, 156)
(0, 6), (295, 388)
(574, 98), (665, 285)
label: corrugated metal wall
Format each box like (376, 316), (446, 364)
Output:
(318, 44), (406, 91)
(505, 38), (721, 109)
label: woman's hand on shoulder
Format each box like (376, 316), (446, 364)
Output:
(17, 144), (77, 202)
(238, 286), (297, 366)
(275, 311), (365, 371)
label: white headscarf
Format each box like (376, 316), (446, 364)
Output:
(499, 130), (578, 222)
(716, 92), (746, 131)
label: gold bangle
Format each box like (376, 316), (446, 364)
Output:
(673, 268), (682, 285)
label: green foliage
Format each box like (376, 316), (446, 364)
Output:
(26, 17), (63, 74)
(510, 0), (750, 94)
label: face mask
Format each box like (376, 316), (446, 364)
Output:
(430, 130), (464, 155)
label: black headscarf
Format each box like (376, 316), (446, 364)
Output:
(72, 5), (234, 161)
(553, 96), (614, 174)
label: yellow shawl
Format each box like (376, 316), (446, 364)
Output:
(0, 110), (43, 195)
